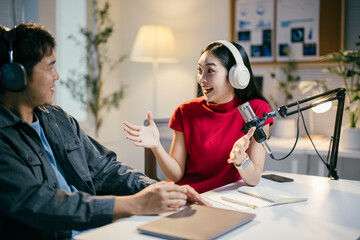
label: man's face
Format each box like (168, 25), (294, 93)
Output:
(23, 51), (59, 107)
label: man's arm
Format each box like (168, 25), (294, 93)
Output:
(0, 144), (115, 230)
(112, 182), (212, 221)
(62, 110), (157, 195)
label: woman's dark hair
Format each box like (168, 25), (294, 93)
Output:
(0, 23), (56, 79)
(201, 41), (269, 104)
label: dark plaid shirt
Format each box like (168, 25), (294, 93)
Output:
(0, 104), (155, 240)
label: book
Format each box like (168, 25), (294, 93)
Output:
(221, 186), (307, 209)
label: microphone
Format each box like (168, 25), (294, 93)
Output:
(238, 102), (275, 159)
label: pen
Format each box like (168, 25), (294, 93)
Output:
(221, 196), (258, 209)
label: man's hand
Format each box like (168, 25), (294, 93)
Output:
(132, 182), (188, 215)
(113, 182), (212, 221)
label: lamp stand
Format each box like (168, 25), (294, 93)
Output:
(152, 59), (158, 117)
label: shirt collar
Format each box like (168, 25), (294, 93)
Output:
(205, 97), (241, 113)
(0, 104), (54, 129)
(0, 103), (23, 128)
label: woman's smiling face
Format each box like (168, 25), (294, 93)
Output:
(197, 51), (235, 104)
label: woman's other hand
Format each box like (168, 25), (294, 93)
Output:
(227, 127), (256, 166)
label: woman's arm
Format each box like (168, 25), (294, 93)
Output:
(123, 112), (187, 182)
(150, 130), (187, 182)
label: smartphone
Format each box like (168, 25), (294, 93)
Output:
(262, 174), (294, 183)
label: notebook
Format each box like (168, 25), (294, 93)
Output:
(221, 186), (307, 209)
(137, 204), (255, 240)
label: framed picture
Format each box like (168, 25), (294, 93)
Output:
(276, 0), (320, 62)
(230, 0), (343, 63)
(231, 0), (275, 62)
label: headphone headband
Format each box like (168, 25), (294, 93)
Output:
(215, 40), (245, 70)
(212, 40), (250, 89)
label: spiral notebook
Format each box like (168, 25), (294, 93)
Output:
(137, 204), (255, 240)
(221, 186), (307, 209)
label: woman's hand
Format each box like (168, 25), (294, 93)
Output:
(181, 185), (212, 207)
(228, 127), (256, 166)
(123, 111), (160, 149)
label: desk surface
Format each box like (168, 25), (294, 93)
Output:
(75, 171), (360, 240)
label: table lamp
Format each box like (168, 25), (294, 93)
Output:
(131, 25), (177, 117)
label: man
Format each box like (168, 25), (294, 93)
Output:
(0, 23), (209, 240)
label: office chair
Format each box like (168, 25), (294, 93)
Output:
(144, 118), (172, 181)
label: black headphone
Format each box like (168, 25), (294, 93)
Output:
(0, 27), (27, 92)
(214, 40), (250, 89)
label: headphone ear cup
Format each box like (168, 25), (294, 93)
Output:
(229, 64), (250, 89)
(228, 65), (238, 88)
(0, 63), (27, 92)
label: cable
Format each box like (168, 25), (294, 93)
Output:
(271, 101), (301, 161)
(299, 109), (329, 167)
(270, 100), (331, 171)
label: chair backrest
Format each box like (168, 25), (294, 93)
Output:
(144, 118), (171, 181)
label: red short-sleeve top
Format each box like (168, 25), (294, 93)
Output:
(169, 96), (273, 193)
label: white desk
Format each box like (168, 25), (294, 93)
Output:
(75, 171), (360, 240)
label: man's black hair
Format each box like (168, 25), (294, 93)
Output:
(0, 23), (56, 80)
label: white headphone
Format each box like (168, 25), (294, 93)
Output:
(214, 40), (250, 89)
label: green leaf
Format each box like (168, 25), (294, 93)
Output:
(62, 1), (128, 137)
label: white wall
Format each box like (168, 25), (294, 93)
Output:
(90, 0), (230, 172)
(0, 0), (38, 27)
(55, 0), (87, 121)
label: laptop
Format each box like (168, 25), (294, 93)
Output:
(137, 204), (255, 240)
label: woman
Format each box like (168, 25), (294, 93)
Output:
(123, 41), (273, 193)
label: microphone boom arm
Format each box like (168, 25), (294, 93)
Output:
(269, 88), (346, 180)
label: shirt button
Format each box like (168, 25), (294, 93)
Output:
(28, 157), (32, 162)
(39, 151), (44, 156)
(75, 140), (80, 146)
(52, 183), (58, 189)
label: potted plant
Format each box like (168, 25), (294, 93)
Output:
(270, 52), (301, 138)
(270, 60), (300, 107)
(62, 0), (126, 138)
(300, 36), (360, 149)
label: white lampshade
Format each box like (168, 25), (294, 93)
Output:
(131, 25), (177, 63)
(312, 101), (332, 113)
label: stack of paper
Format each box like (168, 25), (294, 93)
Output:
(221, 186), (307, 209)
